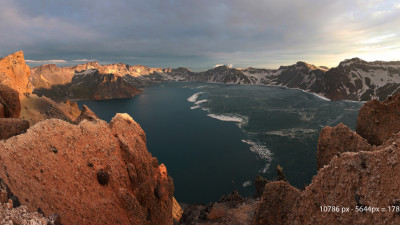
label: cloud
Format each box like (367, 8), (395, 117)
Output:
(0, 0), (399, 69)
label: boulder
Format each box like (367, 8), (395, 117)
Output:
(317, 123), (373, 170)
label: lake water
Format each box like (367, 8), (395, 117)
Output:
(77, 82), (363, 204)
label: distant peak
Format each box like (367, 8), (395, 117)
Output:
(340, 57), (366, 66)
(294, 61), (323, 70)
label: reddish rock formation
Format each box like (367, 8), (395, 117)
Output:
(0, 84), (21, 118)
(0, 118), (30, 140)
(92, 74), (143, 100)
(172, 197), (183, 224)
(286, 140), (400, 224)
(317, 123), (373, 170)
(31, 63), (166, 90)
(75, 105), (98, 123)
(0, 114), (174, 225)
(252, 181), (300, 225)
(0, 51), (32, 94)
(356, 93), (400, 145)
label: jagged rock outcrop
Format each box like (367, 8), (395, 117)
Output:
(0, 51), (32, 95)
(317, 123), (373, 169)
(286, 139), (400, 224)
(0, 113), (174, 225)
(75, 105), (98, 123)
(252, 94), (400, 224)
(356, 93), (400, 145)
(0, 84), (21, 118)
(252, 181), (300, 225)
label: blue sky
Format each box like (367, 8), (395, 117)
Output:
(0, 0), (399, 71)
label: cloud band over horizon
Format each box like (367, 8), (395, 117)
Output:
(1, 0), (399, 70)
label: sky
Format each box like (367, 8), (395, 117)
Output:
(0, 0), (399, 71)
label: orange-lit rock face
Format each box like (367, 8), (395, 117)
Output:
(0, 114), (174, 225)
(0, 51), (32, 95)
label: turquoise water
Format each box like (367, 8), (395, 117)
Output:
(77, 82), (363, 204)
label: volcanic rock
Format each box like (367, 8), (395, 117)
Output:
(0, 113), (174, 225)
(317, 123), (373, 169)
(172, 197), (183, 224)
(0, 118), (30, 140)
(0, 83), (21, 118)
(356, 93), (400, 145)
(0, 51), (32, 95)
(285, 139), (400, 224)
(252, 181), (300, 225)
(75, 105), (99, 123)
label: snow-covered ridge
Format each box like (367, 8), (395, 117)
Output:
(33, 58), (400, 101)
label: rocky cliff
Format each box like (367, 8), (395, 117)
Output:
(31, 63), (168, 101)
(0, 51), (32, 95)
(0, 114), (175, 225)
(251, 92), (400, 224)
(0, 51), (177, 224)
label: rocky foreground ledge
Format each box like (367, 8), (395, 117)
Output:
(0, 113), (176, 225)
(249, 92), (400, 225)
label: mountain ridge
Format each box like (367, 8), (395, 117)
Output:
(29, 57), (400, 101)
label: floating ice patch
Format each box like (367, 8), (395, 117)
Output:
(195, 85), (208, 89)
(311, 93), (330, 101)
(207, 114), (245, 123)
(187, 92), (204, 102)
(242, 180), (252, 187)
(195, 99), (208, 105)
(265, 128), (317, 139)
(241, 139), (272, 173)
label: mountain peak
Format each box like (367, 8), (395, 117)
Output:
(294, 61), (325, 71)
(339, 57), (366, 67)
